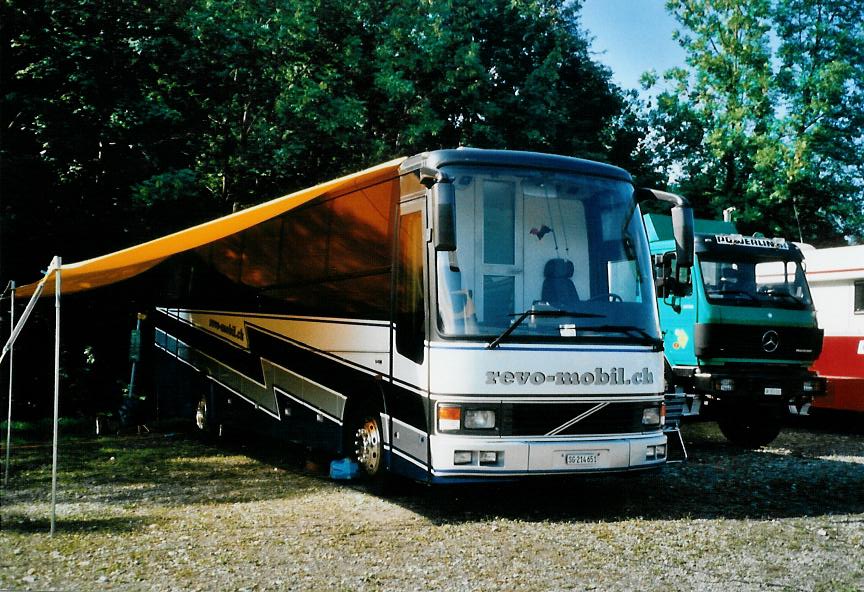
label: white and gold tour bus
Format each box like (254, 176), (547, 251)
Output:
(152, 148), (693, 485)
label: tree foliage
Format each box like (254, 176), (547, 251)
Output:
(1, 0), (638, 283)
(645, 0), (864, 244)
(1, 0), (641, 416)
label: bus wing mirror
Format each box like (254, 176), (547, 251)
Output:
(637, 188), (694, 268)
(671, 205), (694, 269)
(431, 178), (456, 252)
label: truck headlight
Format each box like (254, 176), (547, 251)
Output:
(715, 378), (735, 392)
(802, 380), (822, 393)
(464, 409), (496, 429)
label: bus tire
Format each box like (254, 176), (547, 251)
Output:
(194, 391), (219, 438)
(717, 413), (781, 448)
(349, 410), (397, 493)
(353, 412), (384, 478)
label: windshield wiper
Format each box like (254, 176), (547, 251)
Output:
(578, 324), (662, 345)
(487, 310), (605, 350)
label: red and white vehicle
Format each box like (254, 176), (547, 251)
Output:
(802, 245), (864, 413)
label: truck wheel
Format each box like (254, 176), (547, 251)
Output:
(717, 414), (781, 448)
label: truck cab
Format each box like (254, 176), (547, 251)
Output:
(644, 214), (825, 447)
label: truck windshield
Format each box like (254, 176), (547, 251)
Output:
(700, 256), (813, 309)
(435, 166), (659, 344)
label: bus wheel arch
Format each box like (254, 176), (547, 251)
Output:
(343, 382), (389, 480)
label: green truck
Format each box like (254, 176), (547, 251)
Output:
(644, 214), (825, 448)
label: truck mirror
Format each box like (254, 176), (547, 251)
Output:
(673, 264), (692, 297)
(655, 252), (691, 299)
(652, 255), (666, 298)
(653, 253), (671, 298)
(431, 178), (456, 252)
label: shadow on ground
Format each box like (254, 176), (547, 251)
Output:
(1, 514), (149, 534)
(3, 419), (861, 531)
(369, 421), (864, 524)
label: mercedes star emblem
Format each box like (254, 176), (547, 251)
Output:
(761, 330), (780, 353)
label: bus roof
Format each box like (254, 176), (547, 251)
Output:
(401, 148), (632, 182)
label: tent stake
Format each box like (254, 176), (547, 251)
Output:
(50, 257), (61, 537)
(3, 282), (14, 487)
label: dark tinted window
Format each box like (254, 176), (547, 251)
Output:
(175, 179), (397, 319)
(855, 281), (864, 314)
(395, 210), (425, 362)
(328, 187), (391, 275)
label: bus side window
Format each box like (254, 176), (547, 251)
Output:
(395, 210), (425, 363)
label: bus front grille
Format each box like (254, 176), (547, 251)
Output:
(501, 402), (649, 436)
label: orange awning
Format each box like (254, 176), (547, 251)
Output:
(16, 157), (405, 297)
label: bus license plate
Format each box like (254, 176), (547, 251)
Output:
(565, 453), (598, 466)
(765, 387), (782, 396)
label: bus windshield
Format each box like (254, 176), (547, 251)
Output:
(700, 256), (813, 309)
(434, 166), (659, 344)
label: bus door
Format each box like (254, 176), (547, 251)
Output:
(388, 197), (432, 473)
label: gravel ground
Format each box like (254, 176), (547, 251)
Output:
(1, 418), (862, 592)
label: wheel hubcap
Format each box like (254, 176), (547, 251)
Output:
(195, 398), (207, 431)
(355, 418), (381, 475)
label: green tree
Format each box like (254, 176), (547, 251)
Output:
(645, 0), (864, 244)
(2, 0), (642, 416)
(771, 0), (864, 242)
(3, 0), (637, 273)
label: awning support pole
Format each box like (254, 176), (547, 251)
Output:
(3, 282), (14, 487)
(50, 257), (61, 537)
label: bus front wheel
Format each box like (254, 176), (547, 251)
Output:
(354, 414), (384, 478)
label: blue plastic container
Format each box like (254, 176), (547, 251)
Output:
(329, 457), (359, 480)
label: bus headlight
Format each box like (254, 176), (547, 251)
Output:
(464, 409), (496, 429)
(642, 407), (661, 427)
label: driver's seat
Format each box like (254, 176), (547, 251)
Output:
(541, 258), (579, 310)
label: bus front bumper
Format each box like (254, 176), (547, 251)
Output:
(427, 432), (667, 478)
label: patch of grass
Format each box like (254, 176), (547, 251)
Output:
(2, 422), (862, 592)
